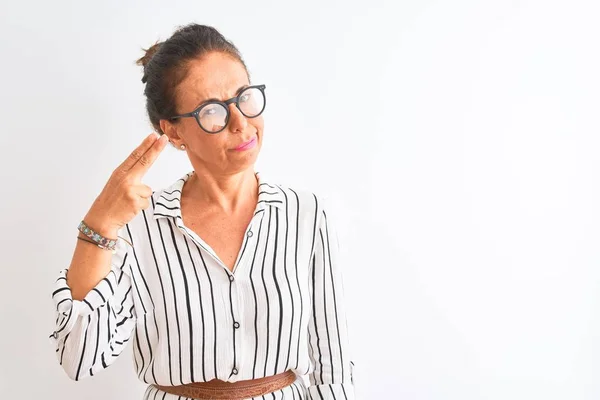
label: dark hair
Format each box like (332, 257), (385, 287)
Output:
(136, 23), (249, 134)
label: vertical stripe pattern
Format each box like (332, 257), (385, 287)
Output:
(49, 171), (355, 399)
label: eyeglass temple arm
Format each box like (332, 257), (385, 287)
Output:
(168, 112), (196, 121)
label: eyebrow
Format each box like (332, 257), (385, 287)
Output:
(193, 85), (249, 109)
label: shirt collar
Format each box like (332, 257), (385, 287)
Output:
(153, 170), (285, 221)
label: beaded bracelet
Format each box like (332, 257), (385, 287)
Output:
(77, 220), (118, 252)
(77, 233), (134, 252)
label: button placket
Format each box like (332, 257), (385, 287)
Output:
(231, 210), (265, 276)
(227, 210), (265, 376)
(228, 264), (241, 378)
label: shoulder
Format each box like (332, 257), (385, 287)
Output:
(274, 183), (320, 203)
(263, 179), (332, 224)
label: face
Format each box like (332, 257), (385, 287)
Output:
(160, 52), (264, 175)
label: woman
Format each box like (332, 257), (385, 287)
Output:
(50, 23), (355, 400)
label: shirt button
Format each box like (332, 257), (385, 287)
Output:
(232, 368), (238, 375)
(247, 230), (253, 237)
(233, 322), (240, 329)
(229, 275), (234, 282)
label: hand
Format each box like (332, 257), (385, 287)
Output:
(84, 132), (169, 237)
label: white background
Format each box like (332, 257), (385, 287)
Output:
(0, 0), (599, 399)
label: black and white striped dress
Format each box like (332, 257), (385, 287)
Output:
(50, 171), (355, 400)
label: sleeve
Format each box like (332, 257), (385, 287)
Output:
(307, 196), (356, 399)
(49, 226), (137, 381)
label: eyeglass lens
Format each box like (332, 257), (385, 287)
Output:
(198, 87), (265, 133)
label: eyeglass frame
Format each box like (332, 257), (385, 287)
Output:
(168, 84), (267, 134)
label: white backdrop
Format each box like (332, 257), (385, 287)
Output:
(1, 0), (599, 399)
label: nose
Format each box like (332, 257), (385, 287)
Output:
(228, 103), (248, 133)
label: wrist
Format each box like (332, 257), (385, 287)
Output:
(82, 213), (120, 238)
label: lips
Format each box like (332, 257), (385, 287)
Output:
(234, 137), (257, 151)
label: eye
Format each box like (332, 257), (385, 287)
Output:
(200, 107), (217, 118)
(240, 92), (252, 103)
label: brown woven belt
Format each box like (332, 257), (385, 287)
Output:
(152, 370), (297, 400)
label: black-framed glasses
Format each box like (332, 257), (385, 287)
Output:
(169, 84), (266, 134)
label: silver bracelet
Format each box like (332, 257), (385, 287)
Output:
(77, 220), (118, 252)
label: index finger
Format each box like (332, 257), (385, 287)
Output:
(117, 132), (161, 173)
(128, 134), (169, 180)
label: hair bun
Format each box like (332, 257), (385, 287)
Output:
(137, 41), (163, 83)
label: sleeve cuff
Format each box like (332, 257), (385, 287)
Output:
(49, 267), (119, 342)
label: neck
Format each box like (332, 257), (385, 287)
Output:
(185, 168), (258, 215)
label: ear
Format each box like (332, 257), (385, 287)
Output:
(160, 119), (182, 145)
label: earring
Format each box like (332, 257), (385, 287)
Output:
(180, 144), (186, 151)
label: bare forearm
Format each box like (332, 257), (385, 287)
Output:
(64, 133), (167, 301)
(66, 214), (119, 301)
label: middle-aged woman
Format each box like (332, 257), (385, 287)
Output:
(50, 23), (355, 400)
